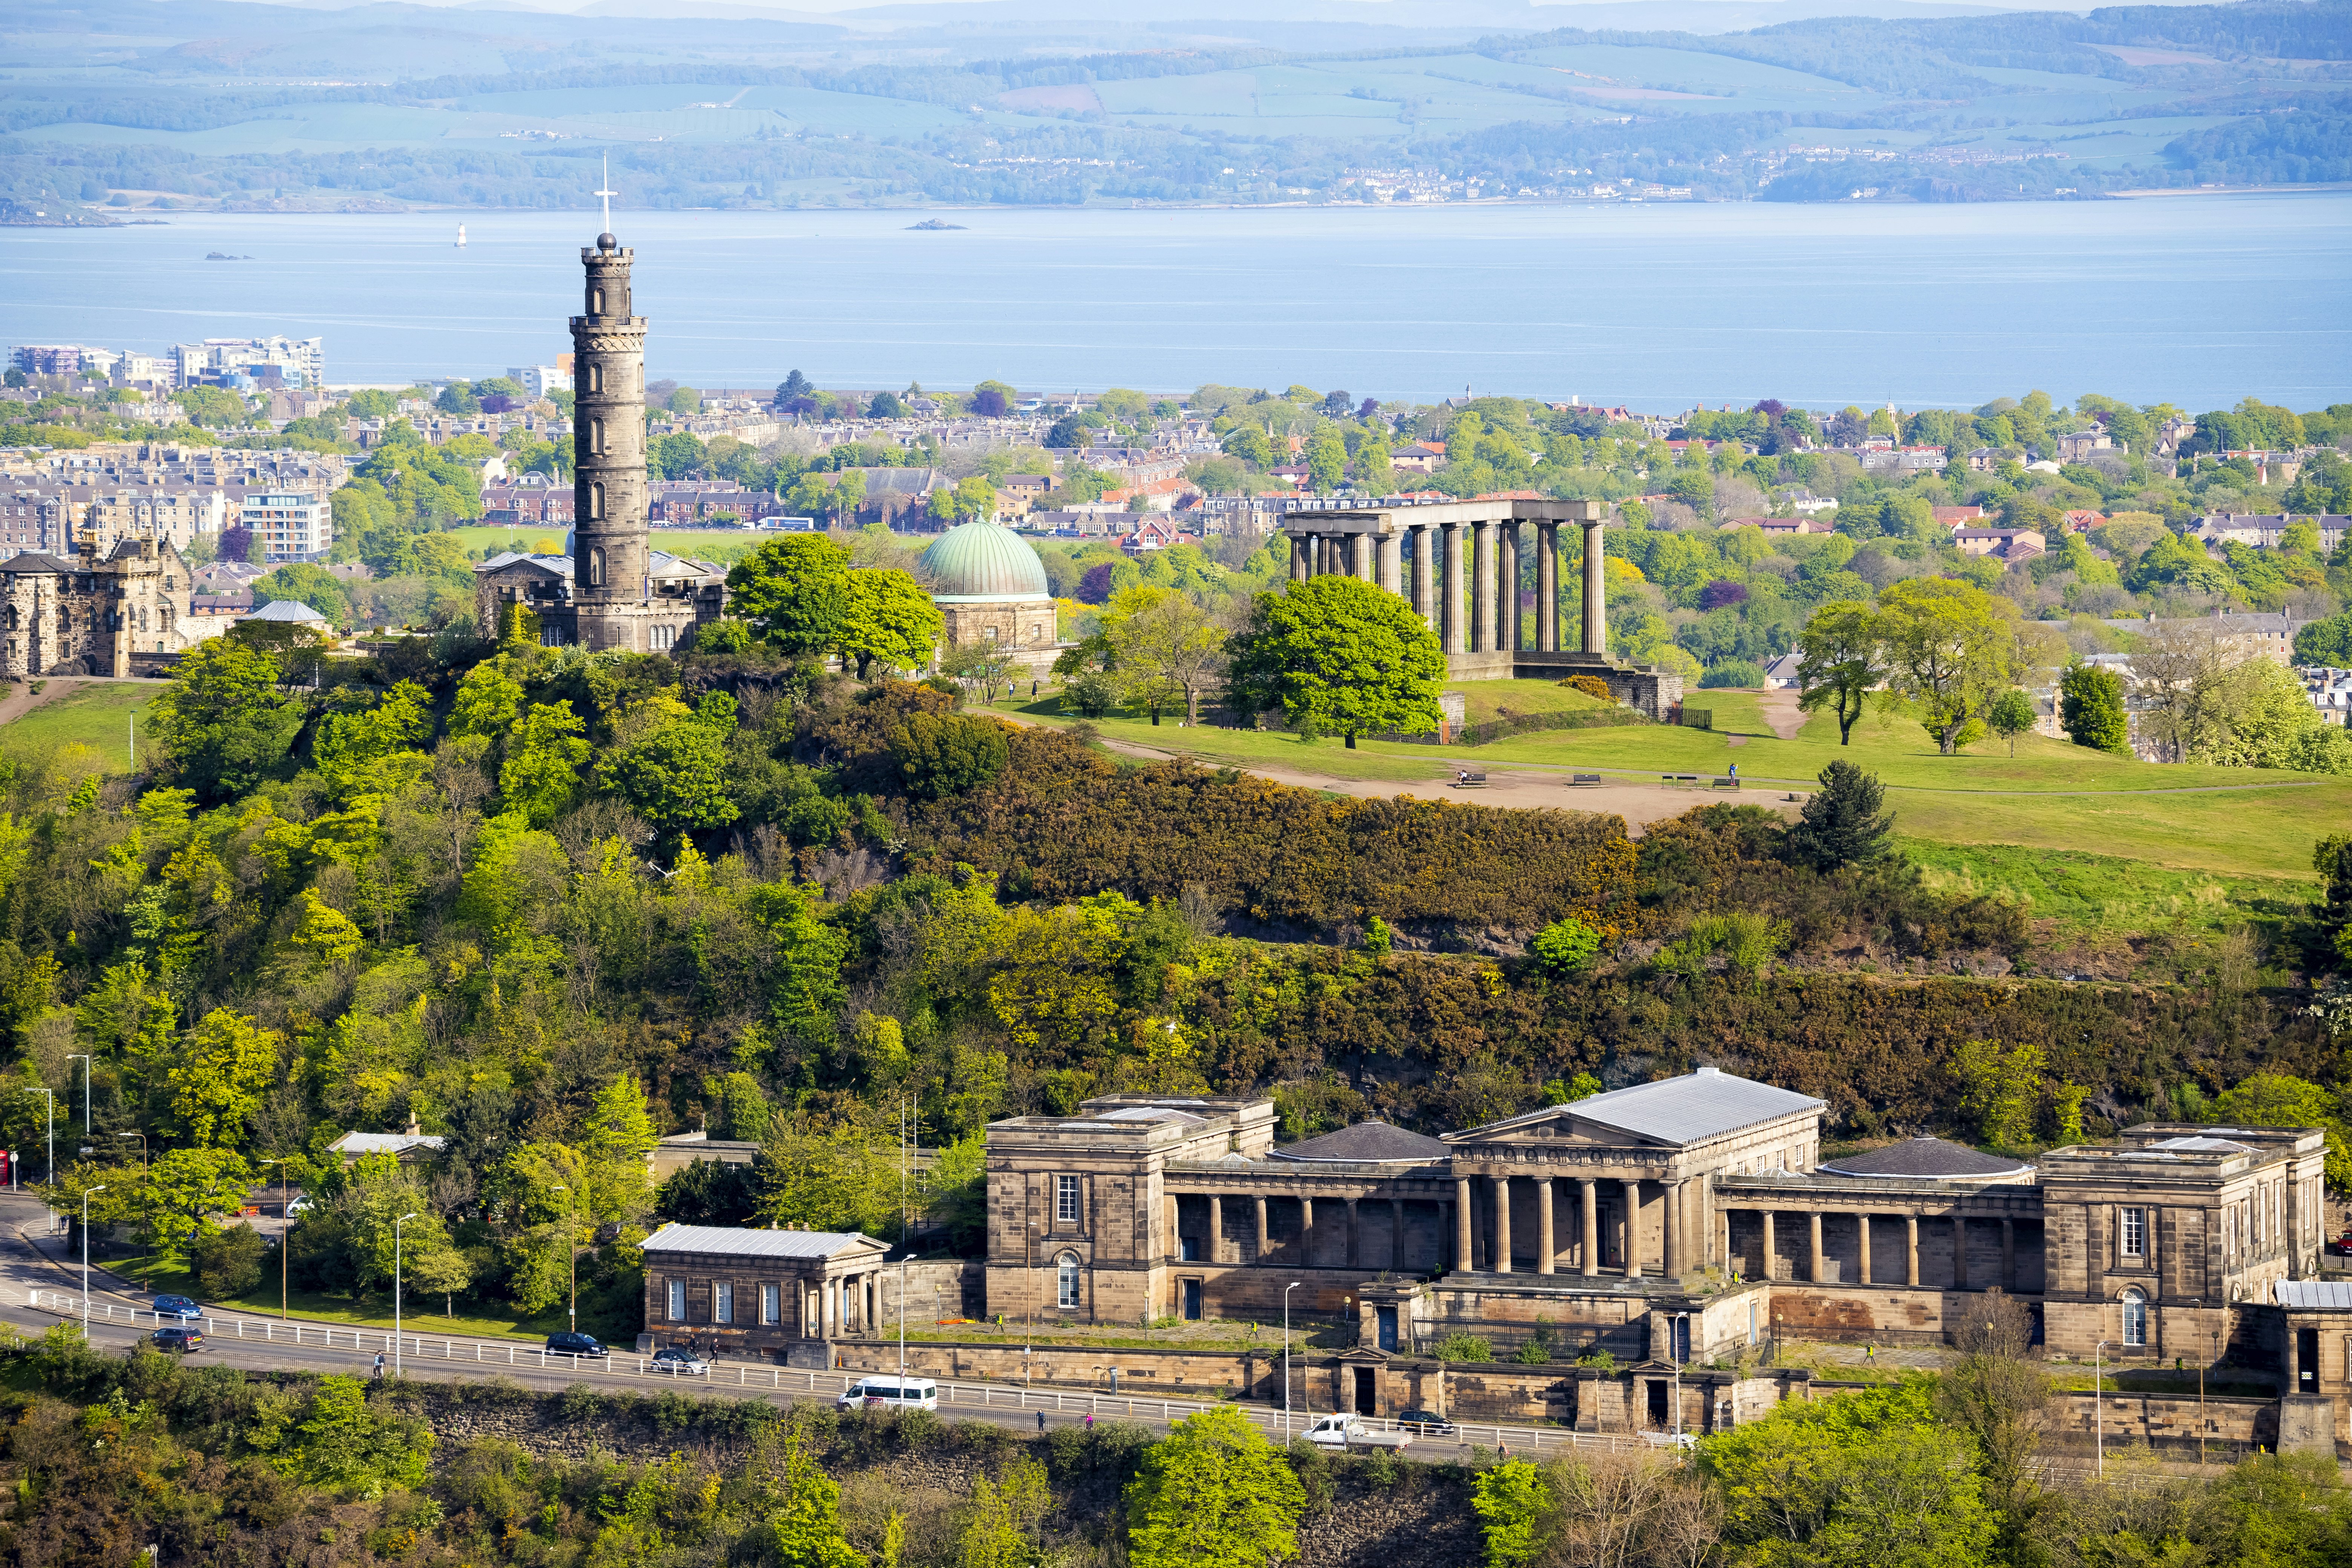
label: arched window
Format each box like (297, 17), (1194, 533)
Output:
(591, 419), (605, 455)
(2121, 1288), (2147, 1348)
(1055, 1252), (1081, 1311)
(591, 287), (605, 314)
(590, 482), (604, 520)
(586, 364), (603, 394)
(588, 547), (605, 588)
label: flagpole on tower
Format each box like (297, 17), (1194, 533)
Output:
(594, 156), (617, 236)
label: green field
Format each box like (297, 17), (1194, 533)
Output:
(0, 682), (157, 772)
(451, 525), (761, 567)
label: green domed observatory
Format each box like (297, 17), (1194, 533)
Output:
(920, 519), (1061, 668)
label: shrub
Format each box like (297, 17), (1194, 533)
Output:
(1531, 916), (1602, 977)
(1434, 1333), (1493, 1363)
(888, 713), (1011, 799)
(1562, 675), (1613, 702)
(190, 1222), (266, 1298)
(1700, 660), (1766, 689)
(1066, 669), (1118, 718)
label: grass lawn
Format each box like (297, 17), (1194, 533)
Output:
(114, 1252), (575, 1342)
(1449, 679), (1608, 726)
(446, 524), (761, 566)
(0, 682), (155, 771)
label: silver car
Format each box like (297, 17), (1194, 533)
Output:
(649, 1346), (709, 1377)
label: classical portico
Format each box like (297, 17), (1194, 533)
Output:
(1277, 497), (1680, 715)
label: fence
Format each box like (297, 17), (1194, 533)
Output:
(16, 1288), (1640, 1454)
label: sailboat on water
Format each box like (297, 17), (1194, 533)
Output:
(455, 223), (467, 248)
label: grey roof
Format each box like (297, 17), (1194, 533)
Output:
(1271, 1121), (1449, 1164)
(328, 1131), (445, 1155)
(2277, 1280), (2352, 1310)
(1097, 1106), (1207, 1125)
(0, 552), (77, 574)
(2148, 1135), (2254, 1154)
(1461, 1067), (1822, 1147)
(246, 599), (325, 622)
(640, 1223), (884, 1259)
(1818, 1137), (2032, 1180)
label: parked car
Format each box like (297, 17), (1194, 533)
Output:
(837, 1378), (940, 1413)
(649, 1347), (709, 1377)
(1302, 1414), (1412, 1451)
(285, 1194), (314, 1217)
(1393, 1409), (1456, 1436)
(545, 1332), (608, 1358)
(152, 1326), (204, 1353)
(150, 1295), (202, 1323)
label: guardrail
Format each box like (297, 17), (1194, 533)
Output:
(17, 1289), (1635, 1453)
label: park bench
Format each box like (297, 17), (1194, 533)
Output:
(1570, 774), (1603, 787)
(1661, 773), (1700, 787)
(1453, 771), (1488, 789)
(1712, 777), (1742, 790)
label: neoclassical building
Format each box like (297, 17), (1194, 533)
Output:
(921, 519), (1061, 673)
(983, 1067), (2327, 1376)
(1, 536), (200, 677)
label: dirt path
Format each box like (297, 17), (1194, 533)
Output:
(0, 675), (97, 729)
(1752, 687), (1808, 740)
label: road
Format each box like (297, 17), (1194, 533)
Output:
(0, 1194), (1617, 1462)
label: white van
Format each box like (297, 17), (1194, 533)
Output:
(838, 1377), (940, 1412)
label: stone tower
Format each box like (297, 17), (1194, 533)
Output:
(570, 228), (651, 644)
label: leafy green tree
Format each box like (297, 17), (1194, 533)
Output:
(888, 713), (1011, 799)
(147, 637), (306, 801)
(725, 533), (853, 653)
(1226, 577), (1444, 749)
(312, 680), (433, 802)
(1935, 1289), (2047, 1540)
(189, 1220), (266, 1297)
(1125, 1407), (1305, 1568)
(583, 1073), (658, 1218)
(1102, 585), (1226, 725)
(2213, 1072), (2352, 1188)
(2058, 663), (2131, 754)
(1873, 577), (2015, 754)
(1986, 688), (2038, 756)
(1532, 916), (1602, 977)
(1952, 1040), (2046, 1150)
(600, 694), (740, 839)
(1782, 761), (1892, 872)
(165, 1008), (281, 1147)
(1222, 426), (1273, 466)
(143, 1148), (258, 1261)
(751, 1433), (864, 1568)
(253, 562), (351, 623)
(247, 1375), (433, 1496)
(499, 702), (591, 826)
(838, 569), (941, 679)
(1356, 438), (1393, 492)
(1306, 428), (1348, 493)
(1796, 602), (1877, 746)
(1472, 1459), (1551, 1568)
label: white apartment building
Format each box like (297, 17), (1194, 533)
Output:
(175, 337), (325, 391)
(240, 492), (331, 562)
(508, 364), (572, 397)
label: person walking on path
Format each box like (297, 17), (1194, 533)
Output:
(1036, 1410), (1046, 1434)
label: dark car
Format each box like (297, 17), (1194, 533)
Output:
(1393, 1408), (1457, 1436)
(150, 1295), (201, 1322)
(152, 1326), (204, 1353)
(649, 1346), (710, 1377)
(545, 1332), (608, 1358)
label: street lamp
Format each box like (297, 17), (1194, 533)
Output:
(551, 1183), (577, 1332)
(67, 1054), (92, 1142)
(80, 1185), (107, 1338)
(30, 1087), (52, 1196)
(116, 1133), (147, 1292)
(260, 1158), (290, 1320)
(1671, 1310), (1690, 1442)
(393, 1212), (420, 1376)
(1283, 1281), (1302, 1442)
(897, 1250), (914, 1380)
(2095, 1340), (2109, 1477)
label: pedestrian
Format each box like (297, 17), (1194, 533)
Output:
(1864, 1342), (1875, 1364)
(1728, 762), (1739, 782)
(1085, 1412), (1094, 1432)
(1036, 1410), (1046, 1434)
(372, 1352), (385, 1381)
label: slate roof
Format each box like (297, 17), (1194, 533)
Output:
(1456, 1067), (1822, 1148)
(2277, 1280), (2352, 1310)
(1817, 1136), (2033, 1180)
(0, 552), (77, 574)
(1271, 1121), (1449, 1164)
(328, 1130), (445, 1157)
(640, 1223), (885, 1260)
(246, 599), (326, 622)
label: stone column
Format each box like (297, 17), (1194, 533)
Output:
(1350, 533), (1374, 582)
(1581, 519), (1606, 655)
(1492, 1176), (1513, 1274)
(1809, 1211), (1825, 1283)
(1952, 1215), (1968, 1289)
(1301, 1195), (1316, 1266)
(1255, 1196), (1270, 1261)
(1454, 1178), (1475, 1272)
(1581, 1179), (1600, 1277)
(1906, 1216), (1921, 1288)
(821, 1277), (836, 1338)
(1288, 535), (1308, 582)
(1537, 523), (1559, 651)
(1622, 1179), (1644, 1280)
(1662, 1182), (1680, 1278)
(1499, 523), (1519, 652)
(1857, 1214), (1873, 1286)
(1473, 522), (1497, 653)
(1346, 1198), (1361, 1268)
(1391, 1197), (1406, 1270)
(1536, 1179), (1555, 1275)
(1378, 531), (1402, 596)
(1441, 524), (1465, 655)
(1761, 1211), (1776, 1281)
(2001, 1218), (2016, 1290)
(1209, 1195), (1224, 1265)
(1412, 525), (1436, 628)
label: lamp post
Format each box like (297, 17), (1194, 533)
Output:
(393, 1212), (419, 1376)
(80, 1185), (107, 1338)
(67, 1054), (92, 1143)
(115, 1133), (147, 1292)
(551, 1183), (577, 1332)
(30, 1087), (52, 1202)
(1672, 1310), (1690, 1442)
(260, 1159), (289, 1320)
(2095, 1340), (2109, 1477)
(1283, 1281), (1302, 1442)
(898, 1250), (913, 1380)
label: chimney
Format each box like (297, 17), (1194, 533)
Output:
(405, 1113), (421, 1137)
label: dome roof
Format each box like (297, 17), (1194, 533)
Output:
(920, 519), (1051, 602)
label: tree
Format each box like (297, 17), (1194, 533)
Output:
(600, 695), (740, 839)
(1472, 1460), (1551, 1568)
(1986, 688), (2037, 756)
(1782, 761), (1892, 872)
(499, 702), (591, 826)
(1872, 577), (2014, 754)
(1305, 428), (1347, 493)
(189, 1220), (266, 1297)
(2317, 834), (2352, 962)
(146, 636), (306, 801)
(165, 1008), (281, 1147)
(1102, 585), (1226, 725)
(1796, 602), (1877, 746)
(836, 569), (941, 679)
(1952, 1039), (2046, 1150)
(2213, 1073), (2352, 1188)
(248, 1375), (434, 1495)
(726, 533), (854, 653)
(143, 1147), (258, 1262)
(888, 713), (1011, 799)
(754, 1432), (864, 1568)
(2202, 656), (2322, 769)
(1935, 1289), (2048, 1537)
(1044, 415), (1088, 449)
(1356, 437), (1393, 492)
(1226, 577), (1444, 749)
(1532, 916), (1602, 977)
(774, 369), (813, 406)
(1124, 1407), (1305, 1568)
(2058, 662), (2131, 754)
(2130, 621), (2257, 764)
(971, 380), (1014, 418)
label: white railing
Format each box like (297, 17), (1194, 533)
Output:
(15, 1288), (1622, 1452)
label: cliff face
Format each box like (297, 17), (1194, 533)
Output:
(397, 1381), (1488, 1568)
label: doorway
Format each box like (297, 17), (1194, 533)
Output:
(1181, 1279), (1202, 1321)
(1354, 1366), (1377, 1415)
(1646, 1380), (1669, 1430)
(1377, 1305), (1398, 1353)
(2300, 1328), (2320, 1393)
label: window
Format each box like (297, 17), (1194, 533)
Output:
(2120, 1207), (2146, 1259)
(666, 1278), (684, 1321)
(591, 418), (605, 454)
(587, 364), (603, 394)
(2121, 1288), (2147, 1348)
(714, 1281), (733, 1325)
(590, 482), (604, 521)
(1056, 1175), (1081, 1226)
(589, 547), (605, 588)
(761, 1283), (779, 1326)
(1056, 1252), (1081, 1311)
(591, 287), (605, 314)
